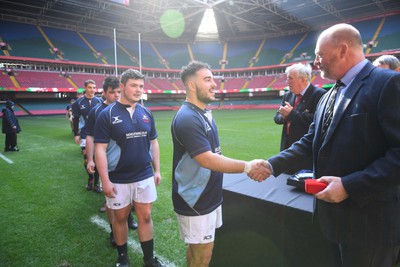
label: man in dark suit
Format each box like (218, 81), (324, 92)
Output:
(273, 63), (326, 173)
(266, 23), (400, 266)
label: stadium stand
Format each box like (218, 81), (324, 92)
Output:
(68, 73), (107, 90)
(41, 26), (100, 63)
(223, 77), (246, 90)
(0, 21), (52, 59)
(114, 37), (141, 67)
(1, 13), (399, 115)
(256, 34), (304, 66)
(17, 99), (68, 115)
(15, 70), (72, 88)
(191, 42), (224, 69)
(226, 40), (260, 68)
(246, 76), (276, 89)
(148, 77), (178, 91)
(79, 32), (118, 64)
(140, 41), (166, 69)
(0, 72), (15, 88)
(370, 15), (400, 53)
(152, 42), (190, 69)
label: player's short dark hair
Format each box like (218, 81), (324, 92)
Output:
(84, 79), (96, 87)
(181, 61), (211, 85)
(102, 76), (120, 92)
(120, 69), (145, 86)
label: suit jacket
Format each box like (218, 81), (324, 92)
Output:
(273, 84), (326, 172)
(269, 62), (400, 246)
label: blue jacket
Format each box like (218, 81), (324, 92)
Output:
(269, 62), (400, 246)
(2, 106), (21, 134)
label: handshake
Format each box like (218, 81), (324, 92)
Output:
(244, 159), (272, 182)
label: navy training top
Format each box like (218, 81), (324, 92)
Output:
(86, 102), (107, 136)
(94, 101), (158, 183)
(72, 96), (103, 138)
(171, 102), (223, 216)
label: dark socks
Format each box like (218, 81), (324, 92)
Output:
(93, 171), (99, 186)
(141, 239), (154, 261)
(117, 242), (128, 259)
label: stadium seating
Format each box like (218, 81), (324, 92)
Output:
(15, 70), (72, 88)
(246, 76), (276, 89)
(0, 21), (52, 59)
(0, 72), (15, 87)
(1, 14), (399, 115)
(191, 42), (224, 69)
(41, 26), (98, 63)
(223, 77), (245, 90)
(370, 15), (400, 53)
(68, 73), (108, 90)
(17, 99), (68, 115)
(256, 34), (304, 66)
(226, 40), (259, 68)
(152, 42), (190, 69)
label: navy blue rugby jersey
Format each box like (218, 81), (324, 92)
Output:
(171, 102), (223, 216)
(94, 101), (158, 184)
(86, 102), (107, 136)
(72, 96), (103, 139)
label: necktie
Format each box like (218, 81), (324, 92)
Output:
(321, 80), (345, 140)
(286, 94), (302, 135)
(293, 94), (302, 109)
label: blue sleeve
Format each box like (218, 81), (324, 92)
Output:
(71, 99), (80, 118)
(174, 113), (211, 158)
(86, 108), (96, 136)
(148, 110), (158, 140)
(94, 109), (110, 144)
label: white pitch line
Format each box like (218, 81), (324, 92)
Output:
(90, 215), (177, 267)
(0, 153), (14, 164)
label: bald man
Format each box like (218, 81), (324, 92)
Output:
(267, 23), (400, 266)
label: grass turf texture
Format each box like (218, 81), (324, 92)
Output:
(0, 109), (281, 267)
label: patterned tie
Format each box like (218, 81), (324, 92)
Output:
(321, 80), (345, 140)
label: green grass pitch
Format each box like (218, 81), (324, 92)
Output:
(0, 109), (281, 267)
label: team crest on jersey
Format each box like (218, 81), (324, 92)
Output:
(80, 104), (86, 110)
(142, 114), (149, 123)
(112, 116), (123, 124)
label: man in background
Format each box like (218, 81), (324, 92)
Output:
(373, 54), (399, 71)
(273, 63), (325, 173)
(72, 80), (103, 192)
(2, 100), (21, 152)
(66, 98), (75, 133)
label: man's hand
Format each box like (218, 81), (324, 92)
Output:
(278, 101), (293, 119)
(154, 171), (162, 186)
(315, 176), (349, 203)
(102, 180), (117, 198)
(74, 135), (80, 145)
(246, 159), (271, 182)
(87, 160), (95, 174)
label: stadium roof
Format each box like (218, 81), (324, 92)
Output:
(0, 0), (399, 42)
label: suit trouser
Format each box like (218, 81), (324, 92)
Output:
(4, 132), (17, 150)
(327, 240), (400, 267)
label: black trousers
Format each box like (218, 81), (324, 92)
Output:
(326, 240), (400, 267)
(4, 132), (17, 150)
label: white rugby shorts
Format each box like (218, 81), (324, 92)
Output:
(106, 176), (157, 209)
(176, 205), (222, 244)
